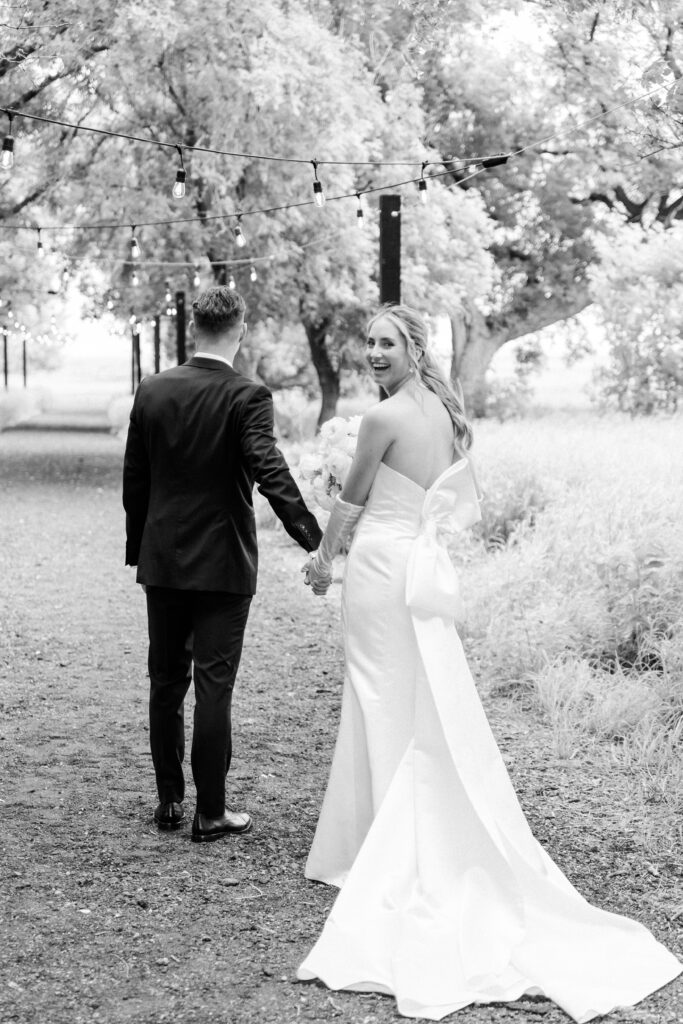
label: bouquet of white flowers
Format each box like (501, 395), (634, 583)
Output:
(298, 415), (361, 510)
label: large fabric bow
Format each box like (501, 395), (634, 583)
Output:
(405, 459), (481, 621)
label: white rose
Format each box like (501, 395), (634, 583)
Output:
(319, 417), (348, 447)
(298, 453), (320, 480)
(328, 451), (352, 485)
(340, 433), (357, 456)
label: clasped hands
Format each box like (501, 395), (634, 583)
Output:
(302, 551), (332, 596)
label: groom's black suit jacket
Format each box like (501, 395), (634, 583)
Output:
(123, 356), (322, 593)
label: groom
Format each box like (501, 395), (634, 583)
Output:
(123, 286), (322, 842)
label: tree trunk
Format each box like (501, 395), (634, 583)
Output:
(449, 292), (592, 417)
(302, 315), (340, 428)
(450, 304), (505, 417)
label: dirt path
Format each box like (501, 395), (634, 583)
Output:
(1, 431), (680, 1024)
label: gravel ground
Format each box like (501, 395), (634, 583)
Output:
(0, 429), (681, 1024)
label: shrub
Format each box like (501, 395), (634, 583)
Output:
(461, 413), (683, 702)
(108, 394), (133, 437)
(473, 470), (548, 551)
(0, 390), (42, 430)
(484, 371), (533, 422)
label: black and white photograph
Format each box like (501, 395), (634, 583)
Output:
(1, 1), (682, 1022)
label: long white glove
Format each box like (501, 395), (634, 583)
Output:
(305, 495), (364, 595)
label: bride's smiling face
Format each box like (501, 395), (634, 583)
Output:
(366, 316), (411, 392)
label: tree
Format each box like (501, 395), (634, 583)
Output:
(2, 0), (496, 424)
(379, 0), (683, 411)
(7, 0), (683, 421)
(590, 222), (683, 412)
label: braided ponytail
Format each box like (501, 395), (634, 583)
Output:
(368, 305), (473, 451)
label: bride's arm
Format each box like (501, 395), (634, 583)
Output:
(340, 405), (395, 506)
(304, 407), (395, 595)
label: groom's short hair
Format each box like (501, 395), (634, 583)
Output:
(192, 287), (246, 335)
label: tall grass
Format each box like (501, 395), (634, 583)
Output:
(453, 413), (683, 828)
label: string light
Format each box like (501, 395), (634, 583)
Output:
(192, 266), (200, 287)
(234, 215), (246, 248)
(356, 192), (364, 229)
(228, 275), (236, 290)
(131, 270), (139, 287)
(481, 155), (509, 169)
(130, 228), (140, 259)
(418, 161), (428, 203)
(164, 280), (172, 303)
(312, 160), (325, 208)
(1, 113), (14, 170)
(36, 229), (45, 258)
(250, 265), (257, 282)
(172, 145), (186, 199)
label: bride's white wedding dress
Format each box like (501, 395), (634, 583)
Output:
(298, 460), (681, 1022)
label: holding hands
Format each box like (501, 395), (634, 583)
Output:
(302, 552), (333, 596)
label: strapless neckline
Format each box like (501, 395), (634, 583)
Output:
(378, 459), (463, 496)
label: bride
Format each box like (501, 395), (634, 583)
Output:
(299, 304), (681, 1023)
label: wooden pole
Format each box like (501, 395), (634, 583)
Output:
(131, 324), (136, 394)
(175, 291), (186, 365)
(2, 328), (7, 390)
(379, 194), (401, 305)
(133, 327), (142, 386)
(153, 315), (161, 374)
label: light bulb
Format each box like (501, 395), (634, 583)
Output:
(228, 275), (236, 290)
(172, 168), (186, 198)
(193, 267), (200, 288)
(1, 135), (14, 170)
(132, 271), (139, 287)
(481, 154), (509, 169)
(234, 221), (246, 248)
(37, 240), (45, 258)
(313, 179), (325, 208)
(356, 194), (364, 229)
(130, 235), (140, 259)
(165, 280), (172, 303)
(250, 265), (257, 282)
(107, 299), (114, 310)
(418, 177), (428, 203)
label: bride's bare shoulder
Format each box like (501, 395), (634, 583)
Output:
(360, 398), (403, 432)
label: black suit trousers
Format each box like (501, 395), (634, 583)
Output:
(146, 587), (252, 817)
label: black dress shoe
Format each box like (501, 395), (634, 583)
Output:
(191, 809), (252, 843)
(154, 801), (185, 830)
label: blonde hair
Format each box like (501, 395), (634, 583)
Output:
(368, 304), (473, 450)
